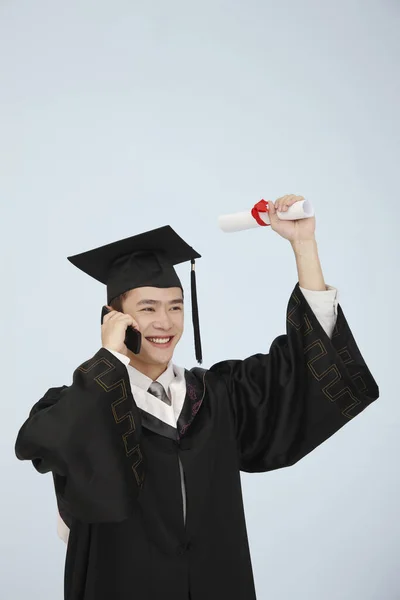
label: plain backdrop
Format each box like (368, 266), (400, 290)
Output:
(1, 1), (399, 598)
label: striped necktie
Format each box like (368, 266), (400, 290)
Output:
(148, 381), (171, 406)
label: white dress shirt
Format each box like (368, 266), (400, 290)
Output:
(114, 361), (187, 429)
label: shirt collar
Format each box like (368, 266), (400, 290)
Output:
(127, 361), (176, 394)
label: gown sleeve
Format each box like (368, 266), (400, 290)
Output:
(210, 283), (379, 473)
(15, 348), (145, 523)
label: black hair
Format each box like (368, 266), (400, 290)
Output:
(109, 291), (129, 312)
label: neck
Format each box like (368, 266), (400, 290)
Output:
(127, 353), (170, 381)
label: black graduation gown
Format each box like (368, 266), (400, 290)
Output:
(15, 284), (379, 600)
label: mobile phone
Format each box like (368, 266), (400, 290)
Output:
(101, 306), (142, 354)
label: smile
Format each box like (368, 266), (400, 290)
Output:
(146, 336), (174, 347)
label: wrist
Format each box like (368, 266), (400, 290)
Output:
(102, 344), (128, 356)
(104, 347), (131, 367)
(290, 237), (317, 256)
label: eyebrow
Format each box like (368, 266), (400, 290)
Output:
(136, 298), (184, 306)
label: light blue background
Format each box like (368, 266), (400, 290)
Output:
(2, 1), (398, 598)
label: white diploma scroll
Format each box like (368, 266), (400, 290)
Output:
(218, 199), (315, 233)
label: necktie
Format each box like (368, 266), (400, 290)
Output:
(148, 381), (171, 406)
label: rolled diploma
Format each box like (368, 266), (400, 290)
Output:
(218, 199), (315, 233)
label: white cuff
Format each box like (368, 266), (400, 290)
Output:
(57, 513), (70, 544)
(299, 285), (338, 339)
(300, 285), (338, 315)
(105, 348), (130, 366)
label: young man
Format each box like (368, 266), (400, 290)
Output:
(15, 195), (379, 600)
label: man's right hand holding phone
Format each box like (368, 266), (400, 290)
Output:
(101, 306), (140, 357)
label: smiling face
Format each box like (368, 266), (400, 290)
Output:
(120, 286), (184, 378)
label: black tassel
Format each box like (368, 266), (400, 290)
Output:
(190, 259), (202, 364)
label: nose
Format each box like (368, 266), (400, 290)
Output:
(153, 310), (173, 331)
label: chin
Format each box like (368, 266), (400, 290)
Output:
(144, 352), (173, 366)
(141, 346), (175, 365)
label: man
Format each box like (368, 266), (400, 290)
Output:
(15, 195), (379, 600)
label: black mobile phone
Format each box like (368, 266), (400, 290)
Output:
(101, 306), (142, 354)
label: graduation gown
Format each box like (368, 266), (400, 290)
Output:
(15, 284), (379, 600)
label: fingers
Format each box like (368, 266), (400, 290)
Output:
(267, 200), (279, 227)
(103, 308), (139, 329)
(103, 308), (122, 322)
(274, 194), (304, 213)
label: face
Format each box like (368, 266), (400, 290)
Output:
(122, 286), (184, 367)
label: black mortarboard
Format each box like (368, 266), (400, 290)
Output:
(67, 225), (203, 363)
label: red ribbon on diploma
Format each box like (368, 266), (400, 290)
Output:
(251, 199), (270, 227)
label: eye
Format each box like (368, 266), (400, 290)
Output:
(140, 307), (155, 312)
(171, 306), (182, 311)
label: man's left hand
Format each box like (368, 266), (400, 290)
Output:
(268, 194), (316, 242)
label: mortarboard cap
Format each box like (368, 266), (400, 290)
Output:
(67, 225), (203, 363)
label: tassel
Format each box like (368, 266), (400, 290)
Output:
(190, 259), (203, 364)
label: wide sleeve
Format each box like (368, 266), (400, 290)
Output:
(210, 283), (379, 473)
(15, 348), (145, 523)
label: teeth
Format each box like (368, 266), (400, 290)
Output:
(148, 337), (171, 344)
